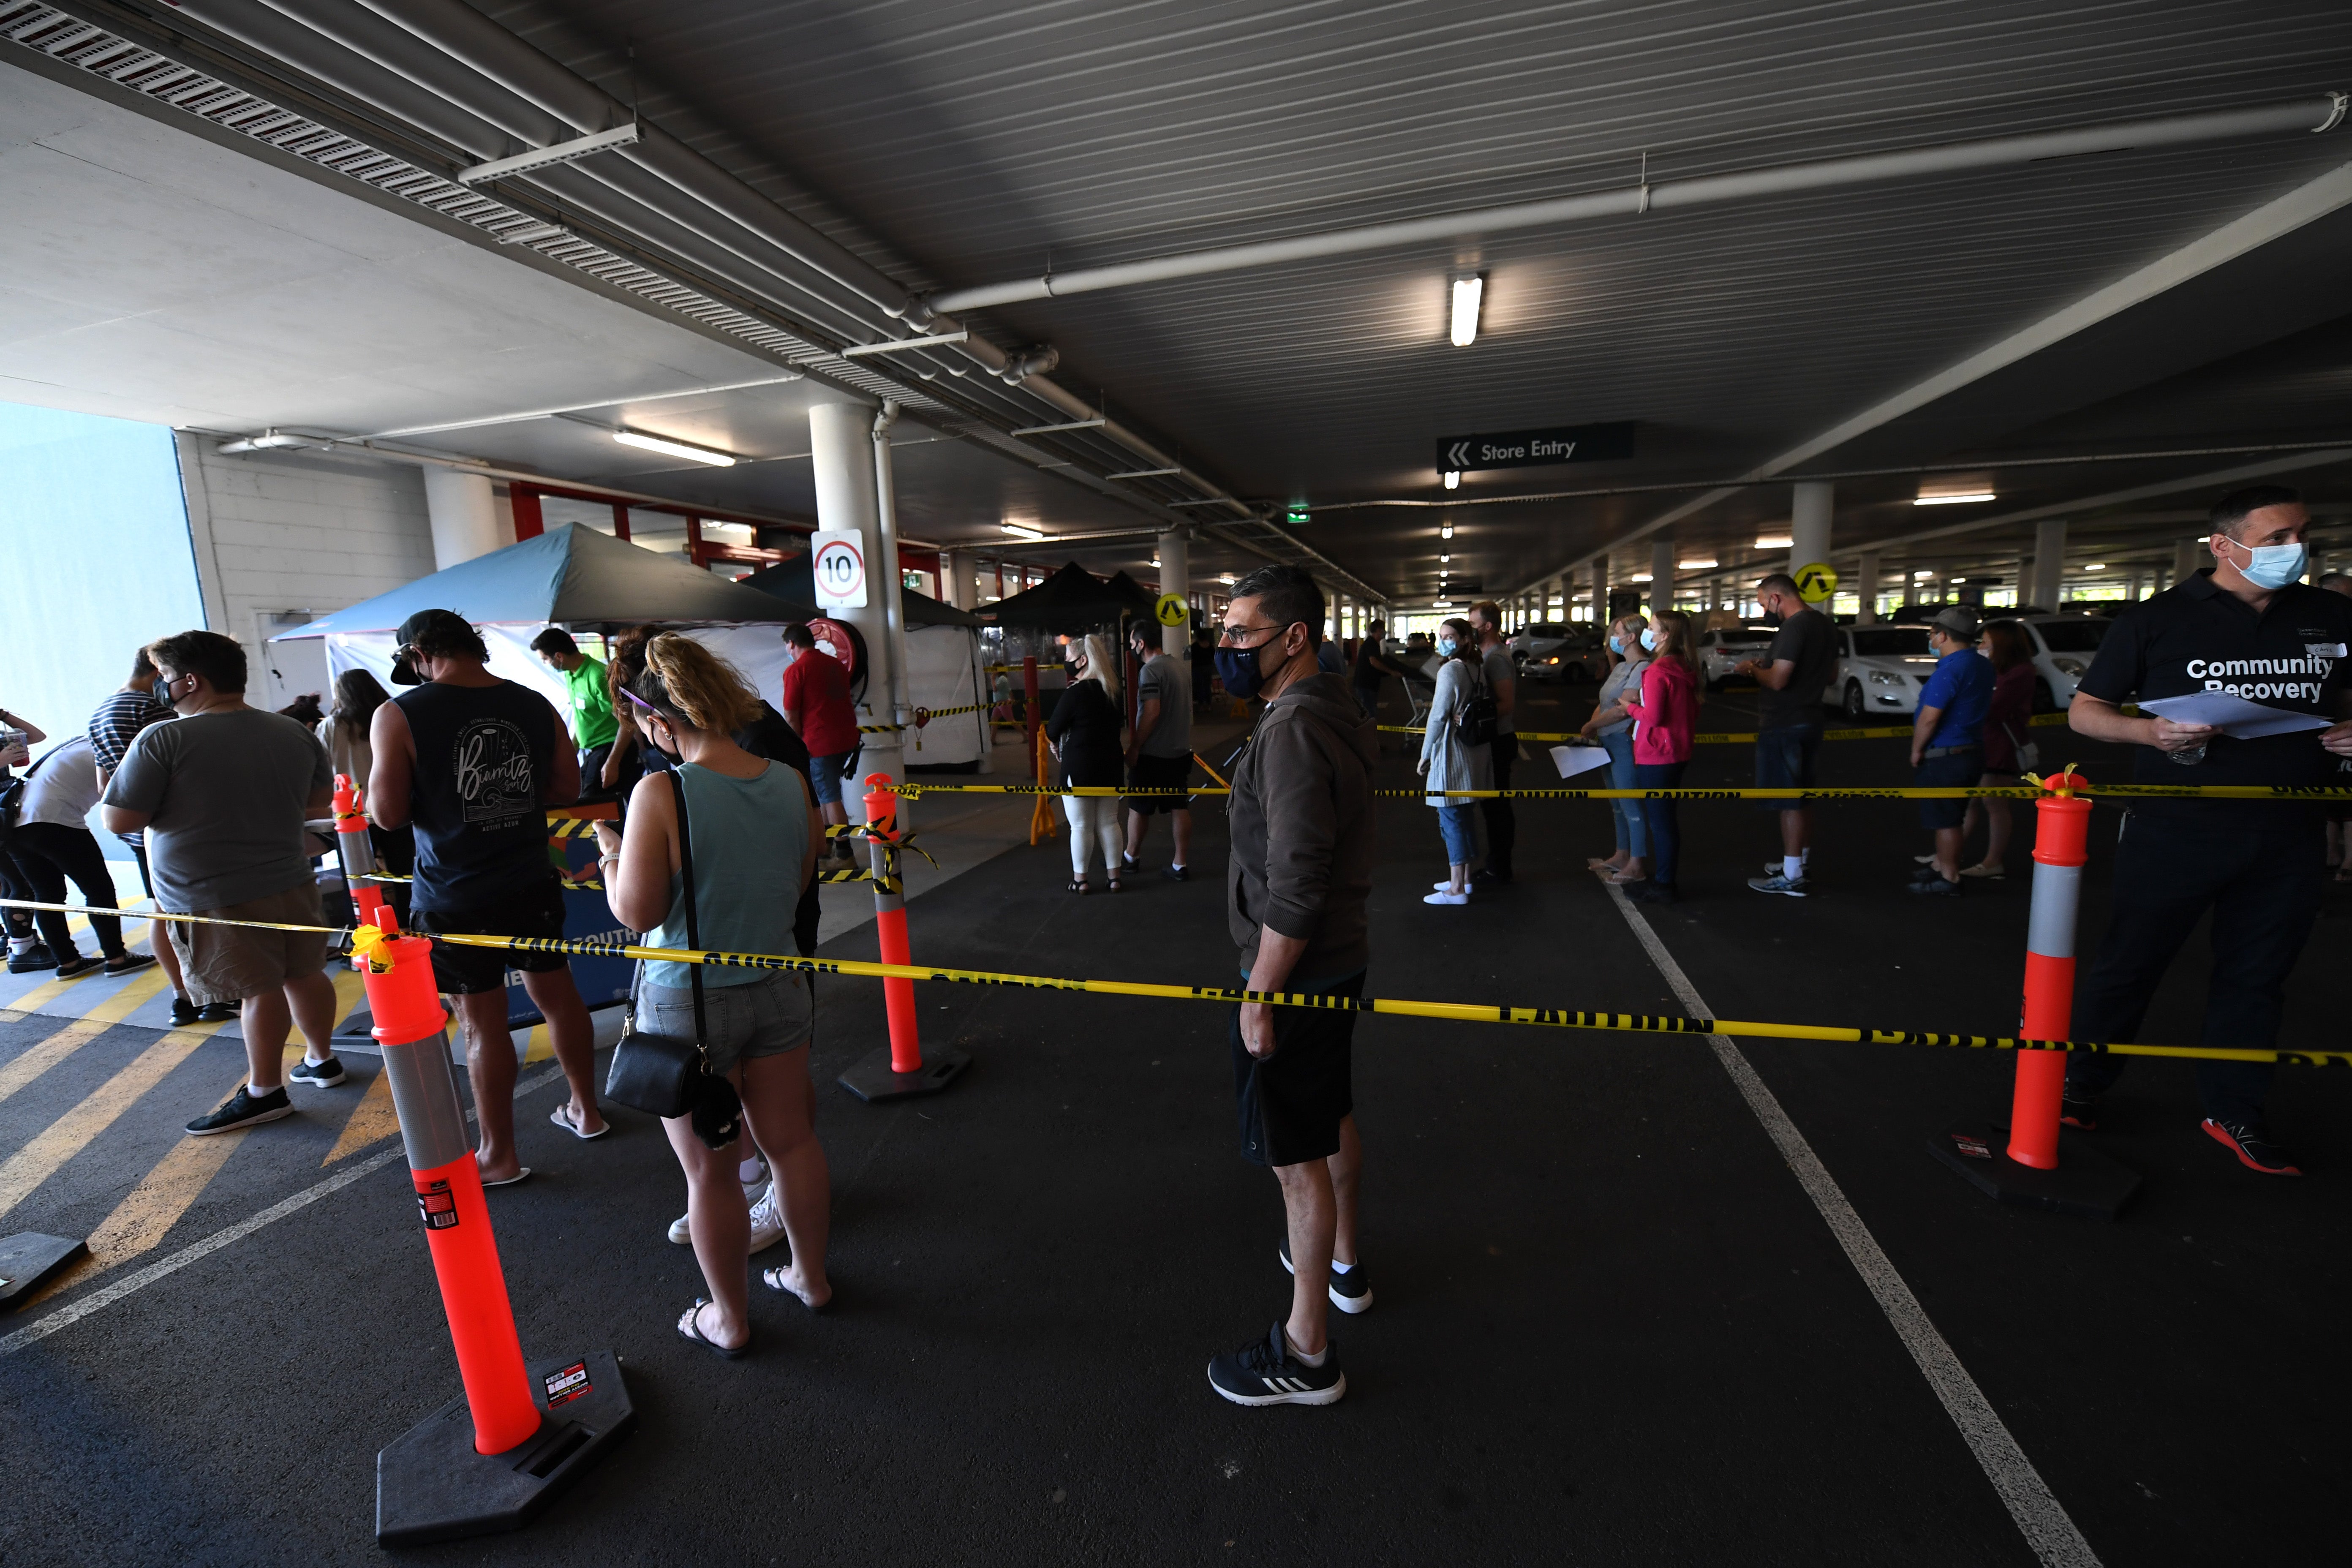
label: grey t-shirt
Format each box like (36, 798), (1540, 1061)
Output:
(103, 706), (332, 912)
(1480, 642), (1516, 735)
(1761, 608), (1835, 727)
(1137, 653), (1192, 758)
(1594, 656), (1649, 737)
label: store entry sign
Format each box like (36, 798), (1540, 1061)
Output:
(1435, 422), (1635, 474)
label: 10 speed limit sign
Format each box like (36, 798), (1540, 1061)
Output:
(811, 528), (868, 609)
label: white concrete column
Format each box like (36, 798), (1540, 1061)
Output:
(2174, 536), (2204, 584)
(424, 468), (506, 570)
(1650, 539), (1675, 617)
(942, 548), (972, 611)
(2030, 518), (2068, 610)
(1158, 528), (1190, 658)
(1855, 551), (1881, 625)
(808, 399), (900, 816)
(1790, 481), (1833, 580)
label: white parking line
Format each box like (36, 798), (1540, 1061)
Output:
(1604, 881), (2101, 1568)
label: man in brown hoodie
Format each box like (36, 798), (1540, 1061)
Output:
(1206, 565), (1379, 1409)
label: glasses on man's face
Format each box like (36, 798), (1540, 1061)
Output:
(1218, 622), (1287, 648)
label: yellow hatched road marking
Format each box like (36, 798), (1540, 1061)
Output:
(324, 1067), (400, 1165)
(522, 1023), (553, 1063)
(0, 1025), (214, 1221)
(0, 971), (172, 1105)
(25, 1124), (252, 1307)
(5, 961), (170, 1023)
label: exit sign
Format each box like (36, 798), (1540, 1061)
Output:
(1435, 421), (1636, 474)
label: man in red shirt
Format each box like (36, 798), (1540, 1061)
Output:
(781, 623), (861, 864)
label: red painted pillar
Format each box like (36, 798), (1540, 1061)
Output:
(610, 502), (630, 541)
(509, 485), (544, 540)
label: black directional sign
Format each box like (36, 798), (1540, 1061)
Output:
(1435, 421), (1636, 475)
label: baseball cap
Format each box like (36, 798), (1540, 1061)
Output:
(1928, 604), (1981, 641)
(389, 608), (476, 685)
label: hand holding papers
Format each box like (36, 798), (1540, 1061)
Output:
(2139, 691), (2333, 740)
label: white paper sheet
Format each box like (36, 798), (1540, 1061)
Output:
(2139, 691), (2334, 739)
(1549, 743), (1614, 779)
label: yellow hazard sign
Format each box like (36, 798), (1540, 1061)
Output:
(1794, 561), (1839, 603)
(1155, 591), (1189, 627)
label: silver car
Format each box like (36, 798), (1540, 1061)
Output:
(1696, 624), (1777, 690)
(1827, 625), (1938, 719)
(1508, 621), (1607, 683)
(2017, 614), (2112, 710)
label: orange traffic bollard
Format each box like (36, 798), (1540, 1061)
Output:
(331, 774), (385, 927)
(365, 908), (634, 1545)
(836, 774), (969, 1103)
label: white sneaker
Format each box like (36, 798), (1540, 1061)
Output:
(747, 1185), (787, 1255)
(666, 1212), (691, 1245)
(1432, 879), (1454, 890)
(667, 1161), (773, 1245)
(1423, 890), (1469, 906)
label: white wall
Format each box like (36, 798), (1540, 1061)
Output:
(175, 435), (436, 705)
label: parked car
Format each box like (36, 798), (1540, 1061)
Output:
(1508, 622), (1607, 683)
(1826, 625), (1938, 718)
(2018, 613), (2112, 710)
(1696, 624), (1777, 689)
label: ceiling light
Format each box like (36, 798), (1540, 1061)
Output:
(1913, 569), (1935, 579)
(613, 428), (738, 467)
(1440, 522), (1454, 539)
(1631, 573), (1654, 583)
(1218, 573), (1237, 585)
(1755, 534), (1793, 549)
(1443, 471), (1460, 490)
(2085, 562), (2107, 571)
(1000, 521), (1044, 540)
(1440, 552), (1451, 563)
(1450, 275), (1484, 348)
(1913, 490), (1995, 506)
(1679, 558), (1718, 569)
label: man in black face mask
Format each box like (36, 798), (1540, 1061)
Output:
(1207, 566), (1379, 1410)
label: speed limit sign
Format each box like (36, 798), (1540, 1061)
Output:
(810, 528), (868, 609)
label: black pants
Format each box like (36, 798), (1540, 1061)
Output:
(2066, 808), (2326, 1123)
(5, 822), (128, 960)
(1481, 739), (1516, 874)
(0, 849), (34, 941)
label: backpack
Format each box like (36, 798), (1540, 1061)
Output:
(1451, 663), (1498, 749)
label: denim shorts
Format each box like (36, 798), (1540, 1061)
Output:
(1914, 747), (1982, 830)
(634, 968), (814, 1080)
(1755, 723), (1823, 805)
(808, 750), (857, 805)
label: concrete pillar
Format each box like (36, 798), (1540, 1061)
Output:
(1790, 481), (1833, 580)
(1592, 558), (1610, 624)
(2174, 536), (2204, 584)
(2030, 518), (2067, 610)
(809, 399), (900, 814)
(1650, 538), (1674, 617)
(942, 548), (973, 611)
(1157, 528), (1190, 658)
(1856, 550), (1880, 625)
(2126, 566), (2144, 602)
(424, 468), (506, 570)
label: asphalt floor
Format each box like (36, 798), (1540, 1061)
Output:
(3, 680), (2348, 1565)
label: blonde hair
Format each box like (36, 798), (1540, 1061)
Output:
(634, 633), (761, 734)
(1080, 633), (1119, 700)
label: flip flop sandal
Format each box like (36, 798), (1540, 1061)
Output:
(677, 1298), (749, 1359)
(480, 1167), (532, 1188)
(761, 1266), (835, 1314)
(550, 1103), (611, 1140)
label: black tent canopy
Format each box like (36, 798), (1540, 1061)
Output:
(982, 562), (1159, 635)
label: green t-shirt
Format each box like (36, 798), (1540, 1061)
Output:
(560, 656), (618, 749)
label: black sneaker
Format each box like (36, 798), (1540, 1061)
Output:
(170, 995), (202, 1026)
(1207, 1323), (1345, 1407)
(1631, 880), (1678, 905)
(1163, 863), (1190, 883)
(1473, 866), (1512, 885)
(1279, 1239), (1374, 1314)
(196, 1001), (240, 1023)
(2058, 1094), (2099, 1131)
(1908, 872), (1962, 897)
(2202, 1117), (2302, 1176)
(186, 1085), (294, 1136)
(52, 953), (103, 979)
(7, 942), (57, 974)
(288, 1056), (346, 1089)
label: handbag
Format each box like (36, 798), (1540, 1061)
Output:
(603, 769), (743, 1147)
(2003, 721), (2041, 773)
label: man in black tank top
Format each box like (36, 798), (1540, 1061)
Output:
(369, 610), (607, 1182)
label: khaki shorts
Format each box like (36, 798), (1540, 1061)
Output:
(168, 882), (330, 1005)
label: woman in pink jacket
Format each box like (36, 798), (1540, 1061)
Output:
(1617, 609), (1699, 904)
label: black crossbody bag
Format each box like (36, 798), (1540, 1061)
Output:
(604, 770), (742, 1146)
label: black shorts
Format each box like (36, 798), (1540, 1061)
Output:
(1126, 752), (1193, 814)
(1232, 972), (1363, 1168)
(1754, 723), (1822, 806)
(414, 882), (571, 995)
(1915, 747), (1982, 829)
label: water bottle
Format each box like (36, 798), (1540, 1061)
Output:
(2169, 740), (2207, 766)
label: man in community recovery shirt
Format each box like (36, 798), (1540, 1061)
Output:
(2061, 483), (2352, 1176)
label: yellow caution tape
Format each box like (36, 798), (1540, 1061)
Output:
(879, 781), (2352, 801)
(1382, 708), (2085, 745)
(5, 898), (2344, 1068)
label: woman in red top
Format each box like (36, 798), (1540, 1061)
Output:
(1617, 609), (1700, 904)
(781, 623), (861, 862)
(1961, 619), (2038, 879)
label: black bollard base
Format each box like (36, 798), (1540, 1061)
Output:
(0, 1232), (87, 1311)
(1927, 1122), (2140, 1221)
(838, 1043), (971, 1103)
(376, 1349), (634, 1547)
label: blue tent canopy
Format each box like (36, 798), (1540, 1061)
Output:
(275, 524), (814, 638)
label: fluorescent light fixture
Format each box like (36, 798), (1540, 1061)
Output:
(1433, 599), (1455, 608)
(1450, 275), (1484, 347)
(1000, 522), (1044, 540)
(1440, 552), (1451, 563)
(1440, 522), (1454, 539)
(1218, 573), (1237, 585)
(458, 121), (642, 185)
(1631, 573), (1654, 583)
(1443, 471), (1460, 490)
(1754, 534), (1793, 549)
(613, 428), (738, 467)
(1914, 490), (1995, 506)
(2085, 562), (2107, 571)
(1679, 558), (1718, 569)
(1913, 569), (1935, 579)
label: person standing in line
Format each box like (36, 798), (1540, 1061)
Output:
(1122, 620), (1195, 880)
(780, 623), (860, 867)
(1739, 574), (1837, 896)
(1209, 564), (1377, 1408)
(595, 635), (830, 1356)
(1906, 607), (1994, 896)
(1, 702), (53, 973)
(1418, 617), (1493, 907)
(316, 667), (413, 924)
(1954, 619), (2037, 879)
(529, 628), (622, 798)
(100, 632), (343, 1132)
(368, 610), (607, 1183)
(1466, 602), (1519, 883)
(2061, 485), (2352, 1176)
(89, 651), (204, 1015)
(1046, 634), (1126, 894)
(1580, 613), (1652, 885)
(1619, 611), (1699, 906)
(1348, 619), (1409, 721)
(5, 733), (158, 980)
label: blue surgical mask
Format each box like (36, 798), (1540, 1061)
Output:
(1436, 637), (1459, 657)
(2228, 537), (2308, 591)
(1608, 636), (1623, 653)
(1639, 629), (1658, 652)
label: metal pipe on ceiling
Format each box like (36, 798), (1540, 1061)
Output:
(926, 95), (2347, 314)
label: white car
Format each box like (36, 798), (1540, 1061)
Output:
(1508, 622), (1607, 683)
(1827, 626), (1939, 719)
(1696, 624), (1776, 689)
(2017, 614), (2112, 710)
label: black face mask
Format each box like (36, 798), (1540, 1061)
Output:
(152, 676), (179, 708)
